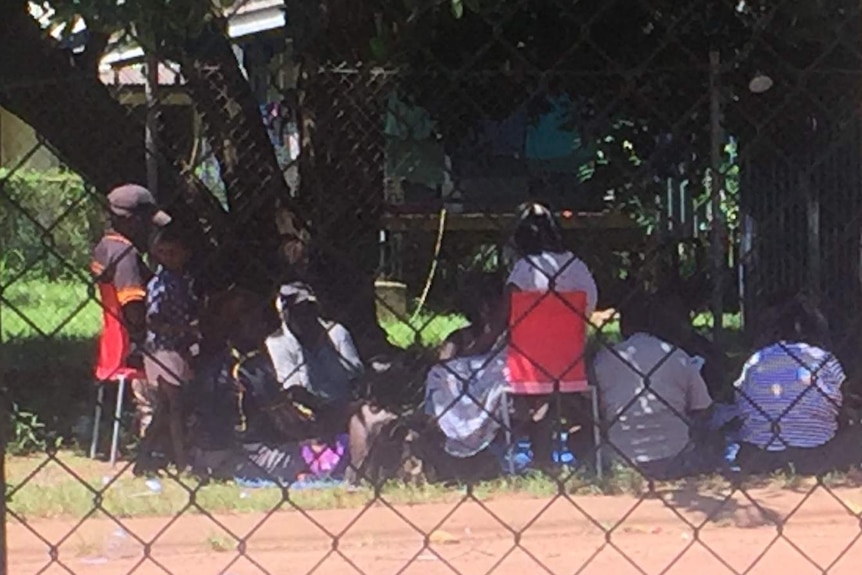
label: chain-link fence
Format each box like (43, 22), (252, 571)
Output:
(3, 0), (862, 573)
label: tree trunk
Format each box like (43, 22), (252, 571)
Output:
(180, 20), (307, 292)
(0, 3), (225, 236)
(0, 4), (145, 191)
(295, 63), (392, 358)
(281, 0), (394, 356)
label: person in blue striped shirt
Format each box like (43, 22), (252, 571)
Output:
(734, 295), (860, 474)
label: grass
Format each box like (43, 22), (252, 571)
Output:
(6, 451), (862, 521)
(0, 280), (470, 347)
(1, 280), (102, 340)
(1, 279), (739, 348)
(205, 532), (237, 553)
(2, 452), (556, 520)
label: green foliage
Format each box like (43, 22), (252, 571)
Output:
(5, 403), (63, 456)
(1, 280), (101, 340)
(46, 0), (240, 54)
(0, 169), (102, 283)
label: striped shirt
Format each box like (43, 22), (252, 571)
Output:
(735, 342), (844, 451)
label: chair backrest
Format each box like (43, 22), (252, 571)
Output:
(507, 290), (588, 395)
(94, 282), (139, 382)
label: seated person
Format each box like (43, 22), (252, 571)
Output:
(438, 272), (503, 361)
(426, 203), (598, 465)
(734, 295), (859, 475)
(592, 295), (716, 480)
(191, 291), (315, 483)
(266, 282), (364, 414)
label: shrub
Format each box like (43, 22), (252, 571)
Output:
(0, 169), (103, 283)
(4, 402), (62, 456)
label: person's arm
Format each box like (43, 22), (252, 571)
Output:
(332, 324), (364, 378)
(112, 248), (148, 345)
(265, 330), (309, 390)
(464, 283), (517, 357)
(570, 258), (599, 316)
(683, 356), (714, 441)
(818, 355), (845, 416)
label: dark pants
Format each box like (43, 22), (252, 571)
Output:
(736, 428), (862, 476)
(512, 394), (593, 468)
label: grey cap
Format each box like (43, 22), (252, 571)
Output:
(107, 184), (171, 227)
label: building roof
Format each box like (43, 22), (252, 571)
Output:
(28, 1), (286, 87)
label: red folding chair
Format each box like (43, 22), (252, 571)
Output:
(504, 290), (602, 476)
(91, 282), (144, 467)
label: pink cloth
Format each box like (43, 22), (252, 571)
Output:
(301, 434), (349, 476)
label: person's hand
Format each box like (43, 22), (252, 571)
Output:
(127, 342), (145, 369)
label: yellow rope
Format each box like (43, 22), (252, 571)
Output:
(410, 207), (448, 324)
(230, 347), (260, 433)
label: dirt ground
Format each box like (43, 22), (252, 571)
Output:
(9, 483), (862, 575)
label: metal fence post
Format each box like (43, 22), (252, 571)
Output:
(709, 49), (726, 344)
(0, 390), (8, 575)
(0, 284), (6, 574)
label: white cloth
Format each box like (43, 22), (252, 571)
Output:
(506, 251), (598, 314)
(425, 348), (508, 458)
(593, 333), (713, 464)
(265, 327), (308, 390)
(265, 320), (364, 403)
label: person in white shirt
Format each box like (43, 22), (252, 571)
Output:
(265, 283), (364, 408)
(507, 204), (598, 310)
(466, 202), (598, 356)
(425, 202), (598, 466)
(593, 295), (716, 479)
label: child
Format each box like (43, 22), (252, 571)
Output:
(142, 223), (199, 473)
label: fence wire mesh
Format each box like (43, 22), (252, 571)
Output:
(3, 0), (862, 573)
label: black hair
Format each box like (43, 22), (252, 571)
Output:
(764, 294), (831, 349)
(512, 202), (565, 257)
(618, 294), (655, 339)
(458, 271), (503, 325)
(152, 221), (190, 249)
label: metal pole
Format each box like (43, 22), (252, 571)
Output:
(145, 53), (159, 199)
(709, 50), (726, 343)
(0, 381), (7, 574)
(0, 264), (6, 573)
(804, 170), (821, 303)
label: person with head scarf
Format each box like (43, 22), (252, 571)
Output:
(265, 282), (364, 408)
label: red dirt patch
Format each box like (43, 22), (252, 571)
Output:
(10, 483), (862, 574)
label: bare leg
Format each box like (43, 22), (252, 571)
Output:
(131, 378), (158, 438)
(162, 382), (187, 472)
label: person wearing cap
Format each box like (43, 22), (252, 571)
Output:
(90, 184), (171, 438)
(266, 282), (364, 409)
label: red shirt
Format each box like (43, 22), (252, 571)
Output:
(90, 232), (150, 381)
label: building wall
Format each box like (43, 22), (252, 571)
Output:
(0, 107), (61, 171)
